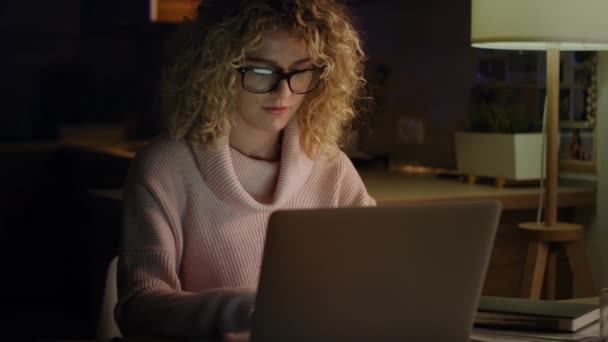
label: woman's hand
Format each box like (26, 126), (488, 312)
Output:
(223, 331), (250, 342)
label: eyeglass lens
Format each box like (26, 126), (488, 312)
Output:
(242, 68), (320, 94)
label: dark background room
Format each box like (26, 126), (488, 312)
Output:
(1, 0), (606, 340)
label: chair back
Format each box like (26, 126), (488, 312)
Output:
(97, 256), (121, 340)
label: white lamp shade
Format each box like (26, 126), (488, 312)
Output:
(471, 0), (608, 50)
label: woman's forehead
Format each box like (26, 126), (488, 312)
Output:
(244, 29), (310, 67)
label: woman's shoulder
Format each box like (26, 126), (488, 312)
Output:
(137, 134), (190, 157)
(131, 135), (194, 175)
(313, 148), (357, 174)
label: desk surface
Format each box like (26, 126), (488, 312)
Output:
(360, 172), (595, 210)
(89, 172), (596, 211)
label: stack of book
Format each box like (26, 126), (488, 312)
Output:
(471, 296), (602, 342)
(472, 324), (601, 342)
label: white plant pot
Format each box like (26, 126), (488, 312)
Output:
(454, 132), (545, 180)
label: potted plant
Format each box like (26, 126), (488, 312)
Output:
(455, 86), (544, 181)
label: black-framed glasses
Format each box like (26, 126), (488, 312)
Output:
(236, 67), (322, 94)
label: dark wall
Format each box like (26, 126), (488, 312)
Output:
(353, 0), (477, 168)
(1, 0), (172, 141)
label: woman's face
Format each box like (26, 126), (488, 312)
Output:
(233, 29), (313, 135)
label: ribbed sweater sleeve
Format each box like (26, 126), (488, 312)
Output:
(114, 151), (255, 339)
(337, 153), (377, 207)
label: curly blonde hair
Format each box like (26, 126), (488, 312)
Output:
(163, 0), (366, 158)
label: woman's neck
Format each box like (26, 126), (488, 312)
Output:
(229, 124), (282, 162)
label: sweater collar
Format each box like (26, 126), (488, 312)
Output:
(191, 118), (314, 211)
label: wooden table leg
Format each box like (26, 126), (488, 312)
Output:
(544, 246), (558, 300)
(564, 240), (596, 297)
(520, 240), (549, 299)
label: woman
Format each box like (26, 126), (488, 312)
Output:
(115, 0), (375, 339)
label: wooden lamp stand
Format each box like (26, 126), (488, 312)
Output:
(517, 50), (596, 300)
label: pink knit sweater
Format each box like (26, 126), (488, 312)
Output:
(115, 119), (376, 338)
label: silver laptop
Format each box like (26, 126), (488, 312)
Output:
(250, 200), (501, 342)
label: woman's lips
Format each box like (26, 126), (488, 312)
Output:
(263, 106), (289, 115)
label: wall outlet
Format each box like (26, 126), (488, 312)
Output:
(396, 117), (425, 144)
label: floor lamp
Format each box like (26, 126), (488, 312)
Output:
(471, 0), (608, 299)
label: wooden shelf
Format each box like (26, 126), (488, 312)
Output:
(559, 160), (596, 174)
(559, 120), (594, 129)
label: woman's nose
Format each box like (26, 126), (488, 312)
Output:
(274, 79), (292, 97)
